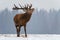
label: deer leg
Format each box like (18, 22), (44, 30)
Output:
(24, 25), (27, 37)
(16, 26), (20, 37)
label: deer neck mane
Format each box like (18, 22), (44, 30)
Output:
(24, 12), (32, 22)
(25, 12), (32, 17)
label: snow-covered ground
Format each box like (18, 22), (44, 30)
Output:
(0, 34), (60, 40)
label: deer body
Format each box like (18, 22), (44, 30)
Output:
(14, 13), (32, 26)
(13, 4), (34, 37)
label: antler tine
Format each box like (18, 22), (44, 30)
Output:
(29, 4), (32, 9)
(27, 4), (29, 8)
(19, 4), (23, 8)
(12, 4), (19, 10)
(24, 4), (26, 8)
(24, 4), (28, 9)
(14, 4), (18, 8)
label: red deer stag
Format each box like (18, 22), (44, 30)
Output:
(12, 4), (34, 37)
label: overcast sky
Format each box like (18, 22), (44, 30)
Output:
(0, 0), (60, 11)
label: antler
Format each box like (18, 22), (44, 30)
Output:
(23, 4), (29, 9)
(13, 4), (20, 10)
(12, 4), (24, 10)
(12, 4), (32, 10)
(19, 4), (23, 8)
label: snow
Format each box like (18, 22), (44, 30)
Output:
(0, 34), (60, 40)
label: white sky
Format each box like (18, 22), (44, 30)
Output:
(0, 0), (60, 11)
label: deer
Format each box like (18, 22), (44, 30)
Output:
(12, 3), (34, 37)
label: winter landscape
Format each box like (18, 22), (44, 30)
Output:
(0, 8), (60, 34)
(0, 8), (60, 40)
(0, 34), (60, 40)
(0, 0), (60, 40)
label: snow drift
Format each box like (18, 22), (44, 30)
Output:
(0, 34), (60, 40)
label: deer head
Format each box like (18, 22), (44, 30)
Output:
(12, 4), (34, 14)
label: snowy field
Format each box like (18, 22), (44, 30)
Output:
(0, 34), (60, 40)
